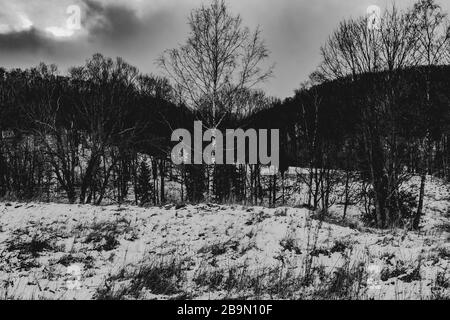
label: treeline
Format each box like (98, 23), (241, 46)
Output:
(249, 0), (450, 229)
(0, 55), (193, 205)
(0, 55), (275, 206)
(251, 66), (450, 226)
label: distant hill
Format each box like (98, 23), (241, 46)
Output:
(244, 66), (450, 172)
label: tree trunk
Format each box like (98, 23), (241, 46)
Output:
(414, 139), (429, 230)
(159, 159), (166, 204)
(343, 170), (350, 220)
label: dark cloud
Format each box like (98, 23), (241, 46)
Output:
(1, 0), (450, 97)
(0, 27), (89, 70)
(81, 0), (182, 51)
(0, 0), (170, 72)
(83, 0), (143, 43)
(0, 0), (164, 54)
(0, 0), (155, 51)
(0, 28), (52, 53)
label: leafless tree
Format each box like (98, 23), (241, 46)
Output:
(410, 0), (450, 228)
(158, 0), (273, 128)
(158, 0), (273, 201)
(320, 4), (419, 80)
(70, 54), (140, 204)
(319, 17), (379, 80)
(317, 4), (424, 228)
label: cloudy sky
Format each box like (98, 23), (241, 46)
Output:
(0, 0), (448, 98)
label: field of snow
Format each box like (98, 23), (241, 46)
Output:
(0, 179), (449, 300)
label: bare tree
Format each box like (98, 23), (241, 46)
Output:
(410, 0), (450, 229)
(20, 64), (80, 203)
(70, 54), (140, 204)
(318, 4), (423, 228)
(379, 4), (421, 71)
(320, 4), (419, 80)
(158, 0), (273, 201)
(158, 0), (273, 126)
(319, 17), (379, 80)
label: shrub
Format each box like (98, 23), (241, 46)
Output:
(7, 234), (54, 258)
(95, 257), (186, 299)
(362, 190), (417, 228)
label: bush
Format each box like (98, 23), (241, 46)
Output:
(362, 190), (417, 228)
(95, 257), (186, 299)
(7, 234), (54, 258)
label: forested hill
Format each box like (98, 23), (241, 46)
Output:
(1, 63), (449, 175)
(0, 63), (193, 158)
(0, 60), (449, 208)
(246, 66), (450, 175)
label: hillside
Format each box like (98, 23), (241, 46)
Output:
(0, 177), (448, 300)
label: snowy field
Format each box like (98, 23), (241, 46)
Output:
(0, 179), (449, 300)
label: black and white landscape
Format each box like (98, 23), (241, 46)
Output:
(0, 0), (449, 300)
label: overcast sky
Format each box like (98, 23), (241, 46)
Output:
(1, 0), (448, 98)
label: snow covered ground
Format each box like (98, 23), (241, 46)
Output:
(0, 179), (448, 300)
